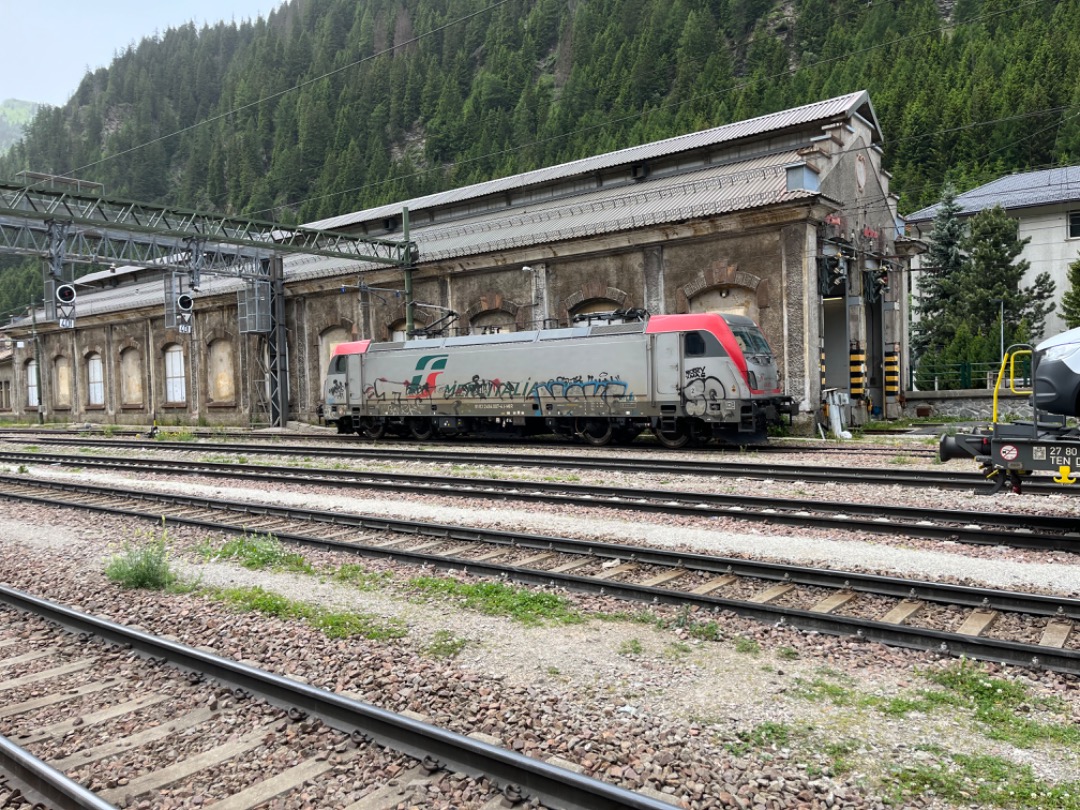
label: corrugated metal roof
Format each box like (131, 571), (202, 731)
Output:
(33, 149), (818, 319)
(907, 166), (1080, 223)
(309, 91), (872, 232)
(287, 150), (818, 285)
(7, 92), (861, 328)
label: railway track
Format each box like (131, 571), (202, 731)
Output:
(0, 436), (1043, 493)
(1, 475), (1077, 676)
(2, 451), (1077, 551)
(0, 588), (675, 810)
(0, 427), (939, 456)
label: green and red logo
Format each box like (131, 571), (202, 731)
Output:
(406, 354), (447, 398)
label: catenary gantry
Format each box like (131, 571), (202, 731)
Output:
(0, 177), (417, 427)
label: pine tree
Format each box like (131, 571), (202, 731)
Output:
(1061, 256), (1080, 330)
(912, 184), (964, 356)
(958, 205), (1054, 342)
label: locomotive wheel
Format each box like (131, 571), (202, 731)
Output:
(361, 418), (386, 440)
(652, 421), (690, 449)
(408, 417), (436, 441)
(577, 418), (614, 446)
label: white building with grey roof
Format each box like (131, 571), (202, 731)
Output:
(905, 166), (1080, 339)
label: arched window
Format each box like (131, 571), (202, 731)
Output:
(53, 356), (72, 408)
(164, 345), (186, 403)
(26, 360), (38, 407)
(120, 348), (143, 406)
(207, 339), (235, 403)
(87, 353), (104, 406)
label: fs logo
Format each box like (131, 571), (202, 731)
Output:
(407, 354), (448, 398)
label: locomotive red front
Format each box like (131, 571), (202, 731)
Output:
(323, 312), (796, 447)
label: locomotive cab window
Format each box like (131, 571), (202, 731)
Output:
(330, 355), (348, 373)
(731, 326), (772, 356)
(684, 331), (707, 356)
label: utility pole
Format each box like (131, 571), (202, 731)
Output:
(992, 298), (1004, 359)
(403, 207), (414, 337)
(30, 302), (44, 424)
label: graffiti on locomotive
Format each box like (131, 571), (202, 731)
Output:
(322, 311), (796, 447)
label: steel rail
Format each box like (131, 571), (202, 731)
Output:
(0, 427), (940, 455)
(0, 434), (1034, 490)
(0, 733), (117, 810)
(0, 585), (674, 810)
(2, 476), (1078, 675)
(2, 451), (1076, 550)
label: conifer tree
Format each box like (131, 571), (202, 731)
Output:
(1061, 256), (1080, 330)
(958, 205), (1054, 343)
(912, 184), (964, 356)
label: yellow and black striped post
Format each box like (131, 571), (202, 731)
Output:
(820, 346), (826, 392)
(884, 350), (900, 399)
(849, 349), (866, 397)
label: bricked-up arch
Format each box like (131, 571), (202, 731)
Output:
(117, 340), (144, 408)
(207, 338), (236, 404)
(52, 354), (72, 409)
(675, 261), (770, 313)
(464, 291), (523, 333)
(560, 282), (630, 325)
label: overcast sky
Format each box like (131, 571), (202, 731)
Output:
(4, 1), (283, 106)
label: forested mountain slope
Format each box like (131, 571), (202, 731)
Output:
(1, 0), (1078, 310)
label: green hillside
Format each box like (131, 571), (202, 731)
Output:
(0, 0), (1078, 312)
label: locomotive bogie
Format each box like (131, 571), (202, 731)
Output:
(323, 313), (794, 447)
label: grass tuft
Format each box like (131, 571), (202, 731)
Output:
(201, 534), (313, 573)
(423, 629), (468, 659)
(409, 576), (582, 625)
(104, 523), (178, 590)
(212, 585), (406, 640)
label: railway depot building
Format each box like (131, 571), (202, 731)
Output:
(1, 90), (914, 429)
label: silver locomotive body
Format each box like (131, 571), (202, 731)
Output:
(324, 313), (794, 446)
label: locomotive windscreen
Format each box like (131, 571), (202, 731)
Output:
(729, 324), (772, 356)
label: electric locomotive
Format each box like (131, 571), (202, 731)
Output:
(322, 311), (796, 447)
(939, 326), (1080, 493)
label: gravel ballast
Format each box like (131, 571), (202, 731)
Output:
(1, 439), (1079, 809)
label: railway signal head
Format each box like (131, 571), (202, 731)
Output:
(56, 284), (77, 304)
(176, 293), (194, 313)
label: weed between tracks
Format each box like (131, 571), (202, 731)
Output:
(198, 533), (312, 573)
(100, 529), (1079, 808)
(409, 576), (582, 626)
(210, 585), (406, 641)
(785, 661), (1080, 808)
(104, 521), (179, 590)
